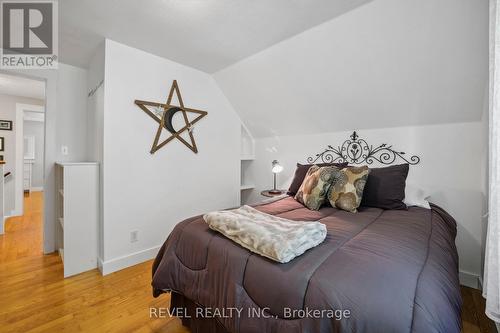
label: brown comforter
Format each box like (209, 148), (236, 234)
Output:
(152, 197), (461, 333)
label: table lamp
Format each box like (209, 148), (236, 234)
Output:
(270, 160), (283, 194)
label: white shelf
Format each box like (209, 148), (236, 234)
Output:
(240, 124), (255, 205)
(55, 163), (99, 278)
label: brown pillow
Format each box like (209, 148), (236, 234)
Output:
(287, 162), (348, 195)
(327, 166), (370, 213)
(295, 165), (340, 211)
(361, 164), (409, 210)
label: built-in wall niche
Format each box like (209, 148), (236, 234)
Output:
(240, 124), (255, 204)
(240, 160), (253, 190)
(241, 124), (254, 159)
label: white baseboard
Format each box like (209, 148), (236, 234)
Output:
(100, 245), (161, 275)
(460, 270), (480, 289)
(97, 256), (104, 275)
(30, 187), (44, 192)
(2, 214), (11, 234)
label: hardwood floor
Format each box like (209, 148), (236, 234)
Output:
(0, 192), (187, 333)
(0, 192), (495, 332)
(462, 286), (497, 333)
(0, 191), (43, 263)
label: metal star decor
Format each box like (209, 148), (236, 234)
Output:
(134, 80), (208, 154)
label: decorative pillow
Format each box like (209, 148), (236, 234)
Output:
(287, 162), (348, 195)
(295, 165), (340, 211)
(404, 184), (431, 209)
(327, 166), (370, 213)
(361, 164), (409, 210)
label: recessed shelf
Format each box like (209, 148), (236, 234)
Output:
(240, 124), (255, 205)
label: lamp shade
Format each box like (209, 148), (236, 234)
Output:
(271, 160), (283, 173)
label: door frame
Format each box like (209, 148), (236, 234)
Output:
(0, 68), (57, 254)
(13, 103), (45, 216)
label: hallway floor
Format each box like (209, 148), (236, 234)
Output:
(0, 191), (43, 263)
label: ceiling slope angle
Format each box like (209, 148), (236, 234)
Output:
(59, 0), (373, 72)
(213, 0), (489, 137)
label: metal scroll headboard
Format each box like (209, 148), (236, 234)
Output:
(306, 131), (420, 165)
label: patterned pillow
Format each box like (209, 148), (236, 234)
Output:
(295, 165), (340, 210)
(327, 166), (370, 213)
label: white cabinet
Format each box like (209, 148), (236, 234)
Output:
(23, 135), (36, 193)
(55, 162), (99, 277)
(23, 161), (32, 193)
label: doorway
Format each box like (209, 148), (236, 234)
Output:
(0, 73), (46, 260)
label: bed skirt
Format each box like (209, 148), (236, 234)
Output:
(170, 292), (229, 333)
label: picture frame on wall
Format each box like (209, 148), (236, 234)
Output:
(0, 137), (4, 151)
(0, 120), (12, 131)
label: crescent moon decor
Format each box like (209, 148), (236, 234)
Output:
(134, 80), (208, 154)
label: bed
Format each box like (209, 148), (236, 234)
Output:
(152, 197), (461, 332)
(151, 133), (462, 333)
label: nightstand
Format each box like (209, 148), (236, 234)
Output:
(260, 190), (286, 197)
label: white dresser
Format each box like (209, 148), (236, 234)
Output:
(55, 162), (99, 277)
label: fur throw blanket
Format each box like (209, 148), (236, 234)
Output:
(203, 205), (327, 263)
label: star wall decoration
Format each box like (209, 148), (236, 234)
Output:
(134, 80), (208, 154)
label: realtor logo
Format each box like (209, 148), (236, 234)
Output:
(0, 0), (58, 69)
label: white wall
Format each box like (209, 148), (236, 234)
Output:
(214, 0), (488, 138)
(244, 122), (487, 285)
(55, 65), (88, 162)
(99, 40), (241, 273)
(3, 63), (88, 253)
(210, 0), (488, 287)
(0, 94), (44, 215)
(24, 120), (45, 188)
(87, 41), (105, 164)
(86, 42), (105, 262)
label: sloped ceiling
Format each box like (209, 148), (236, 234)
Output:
(59, 0), (372, 72)
(214, 0), (489, 138)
